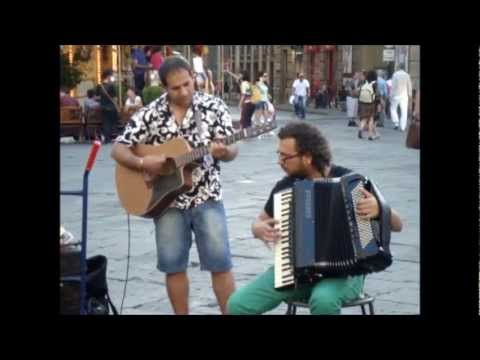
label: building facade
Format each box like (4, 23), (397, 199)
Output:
(61, 45), (420, 106)
(337, 45), (420, 91)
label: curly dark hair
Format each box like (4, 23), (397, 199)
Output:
(278, 121), (332, 175)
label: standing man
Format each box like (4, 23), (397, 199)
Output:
(292, 73), (310, 120)
(389, 63), (412, 131)
(345, 74), (358, 126)
(96, 69), (119, 144)
(131, 46), (149, 97)
(375, 69), (388, 127)
(111, 56), (238, 315)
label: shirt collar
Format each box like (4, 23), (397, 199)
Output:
(160, 92), (206, 113)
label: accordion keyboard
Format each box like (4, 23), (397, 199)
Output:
(273, 189), (295, 289)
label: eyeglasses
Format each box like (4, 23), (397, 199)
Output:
(277, 151), (300, 162)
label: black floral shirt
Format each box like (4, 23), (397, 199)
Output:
(115, 92), (234, 210)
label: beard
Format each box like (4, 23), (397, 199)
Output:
(282, 165), (308, 179)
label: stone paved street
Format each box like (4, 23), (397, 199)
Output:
(60, 106), (419, 315)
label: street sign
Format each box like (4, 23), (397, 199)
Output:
(383, 49), (395, 62)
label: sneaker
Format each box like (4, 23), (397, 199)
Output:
(394, 126), (399, 130)
(348, 120), (357, 127)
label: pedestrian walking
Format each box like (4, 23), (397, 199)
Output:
(389, 63), (412, 131)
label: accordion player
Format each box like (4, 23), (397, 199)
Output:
(273, 172), (392, 290)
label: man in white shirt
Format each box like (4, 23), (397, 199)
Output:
(292, 73), (310, 120)
(389, 64), (412, 131)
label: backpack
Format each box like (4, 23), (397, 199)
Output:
(359, 81), (376, 104)
(250, 84), (262, 104)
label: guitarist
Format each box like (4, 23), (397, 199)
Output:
(111, 56), (238, 315)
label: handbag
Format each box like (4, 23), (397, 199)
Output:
(406, 115), (420, 149)
(250, 84), (262, 104)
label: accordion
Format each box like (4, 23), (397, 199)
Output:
(273, 172), (392, 290)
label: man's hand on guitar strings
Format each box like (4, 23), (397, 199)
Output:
(356, 188), (380, 220)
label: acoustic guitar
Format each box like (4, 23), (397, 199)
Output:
(115, 120), (277, 218)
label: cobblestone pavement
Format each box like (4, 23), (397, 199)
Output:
(60, 107), (419, 315)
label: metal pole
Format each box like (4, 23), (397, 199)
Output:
(250, 46), (254, 83)
(221, 45), (224, 99)
(79, 171), (90, 314)
(118, 45), (122, 110)
(217, 45), (221, 96)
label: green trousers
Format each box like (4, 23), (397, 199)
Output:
(227, 266), (364, 315)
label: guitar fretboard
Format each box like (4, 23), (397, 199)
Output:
(174, 123), (275, 167)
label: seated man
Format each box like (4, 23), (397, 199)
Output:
(60, 87), (80, 107)
(227, 122), (403, 315)
(84, 89), (100, 113)
(124, 87), (143, 111)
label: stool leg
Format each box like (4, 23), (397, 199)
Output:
(368, 302), (375, 315)
(361, 305), (366, 315)
(286, 304), (297, 315)
(286, 304), (293, 315)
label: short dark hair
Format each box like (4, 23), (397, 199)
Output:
(256, 71), (265, 82)
(366, 70), (377, 83)
(87, 89), (95, 98)
(151, 45), (162, 54)
(278, 121), (332, 175)
(102, 69), (113, 80)
(159, 56), (192, 87)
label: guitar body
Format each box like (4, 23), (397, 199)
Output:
(115, 137), (195, 218)
(115, 119), (277, 219)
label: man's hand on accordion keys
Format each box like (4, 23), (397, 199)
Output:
(251, 218), (281, 249)
(355, 188), (380, 220)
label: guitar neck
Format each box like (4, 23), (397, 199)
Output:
(174, 125), (273, 167)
